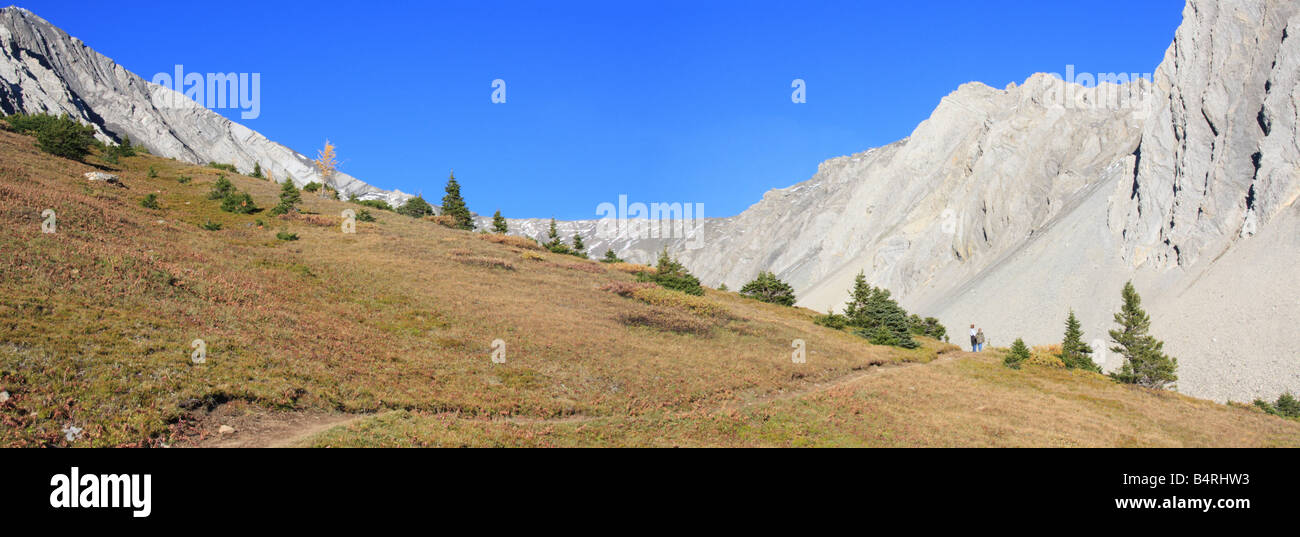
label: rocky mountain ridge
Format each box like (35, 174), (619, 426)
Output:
(0, 6), (410, 206)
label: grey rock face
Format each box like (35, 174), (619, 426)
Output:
(0, 7), (410, 206)
(1117, 0), (1300, 269)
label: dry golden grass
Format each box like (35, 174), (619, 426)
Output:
(616, 310), (717, 336)
(454, 256), (516, 271)
(1028, 344), (1067, 368)
(1, 128), (1296, 448)
(480, 233), (542, 251)
(627, 287), (730, 318)
(425, 214), (458, 228)
(303, 353), (1300, 447)
(545, 260), (605, 274)
(598, 281), (657, 297)
(0, 130), (925, 446)
(607, 262), (654, 275)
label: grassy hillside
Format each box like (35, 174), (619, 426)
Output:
(1, 129), (1297, 447)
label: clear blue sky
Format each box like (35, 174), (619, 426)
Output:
(17, 0), (1184, 219)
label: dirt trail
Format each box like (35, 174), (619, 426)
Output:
(187, 348), (978, 447)
(186, 409), (367, 448)
(721, 347), (971, 412)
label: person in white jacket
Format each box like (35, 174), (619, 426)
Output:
(969, 324), (977, 352)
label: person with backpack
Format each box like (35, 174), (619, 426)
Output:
(975, 328), (986, 352)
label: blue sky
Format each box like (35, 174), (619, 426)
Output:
(18, 0), (1183, 219)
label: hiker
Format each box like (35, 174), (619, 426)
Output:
(976, 328), (986, 352)
(969, 324), (977, 352)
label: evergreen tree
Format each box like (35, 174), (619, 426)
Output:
(739, 271), (797, 306)
(843, 272), (873, 324)
(208, 175), (235, 200)
(639, 247), (704, 295)
(440, 171), (475, 230)
(717, 283), (728, 292)
(600, 249), (624, 264)
(1108, 281), (1178, 389)
(840, 271), (919, 348)
(1059, 310), (1099, 372)
(34, 114), (96, 161)
(857, 287), (919, 349)
(814, 309), (850, 330)
(491, 210), (508, 234)
(251, 162), (263, 179)
(220, 191), (258, 214)
(397, 195), (435, 218)
(572, 233), (586, 255)
(1005, 338), (1030, 369)
(270, 179), (301, 215)
(542, 217), (578, 255)
(1276, 392), (1300, 418)
(544, 218), (562, 249)
(920, 317), (948, 342)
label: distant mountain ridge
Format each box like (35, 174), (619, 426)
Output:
(0, 6), (411, 206)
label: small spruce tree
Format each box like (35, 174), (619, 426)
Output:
(271, 179), (301, 215)
(119, 134), (135, 157)
(1276, 392), (1300, 418)
(33, 114), (96, 161)
(840, 271), (919, 348)
(843, 272), (874, 324)
(1108, 282), (1178, 389)
(440, 171), (475, 230)
(639, 247), (704, 295)
(1005, 338), (1030, 369)
(220, 190), (258, 214)
(1059, 309), (1099, 372)
(251, 162), (263, 179)
(208, 175), (234, 200)
(397, 195), (435, 218)
(492, 210), (508, 234)
(544, 218), (562, 249)
(739, 271), (797, 306)
(600, 249), (624, 264)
